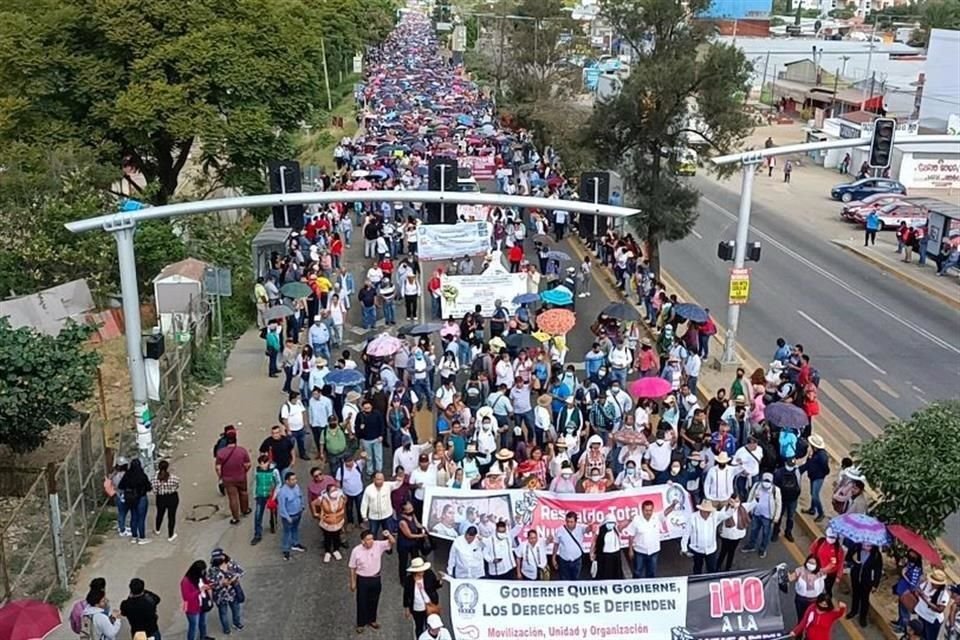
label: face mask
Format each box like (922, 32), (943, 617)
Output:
(718, 463), (727, 469)
(805, 562), (817, 572)
(762, 481), (772, 489)
(626, 468), (636, 476)
(482, 423), (491, 431)
(496, 532), (506, 540)
(561, 472), (572, 479)
(590, 475), (601, 481)
(606, 523), (615, 530)
(785, 464), (796, 471)
(671, 465), (681, 474)
(656, 438), (664, 445)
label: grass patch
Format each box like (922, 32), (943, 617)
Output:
(48, 586), (73, 607)
(296, 77), (361, 170)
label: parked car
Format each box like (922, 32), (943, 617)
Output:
(840, 193), (908, 220)
(830, 178), (907, 203)
(852, 201), (928, 229)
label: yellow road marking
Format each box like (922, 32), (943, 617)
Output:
(839, 379), (897, 426)
(873, 379), (900, 399)
(819, 380), (882, 441)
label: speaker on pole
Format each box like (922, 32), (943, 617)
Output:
(268, 160), (305, 231)
(426, 157), (459, 224)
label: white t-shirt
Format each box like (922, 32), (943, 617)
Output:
(733, 446), (762, 478)
(625, 514), (663, 554)
(410, 466), (438, 501)
(514, 540), (548, 579)
(281, 401), (306, 432)
(645, 441), (673, 472)
(915, 581), (951, 623)
(793, 570), (826, 598)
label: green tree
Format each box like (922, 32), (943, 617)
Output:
(855, 401), (960, 539)
(584, 0), (754, 274)
(916, 0), (960, 45)
(0, 0), (395, 205)
(0, 319), (101, 453)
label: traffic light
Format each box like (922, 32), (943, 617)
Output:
(869, 117), (896, 169)
(426, 157), (458, 224)
(267, 160), (305, 231)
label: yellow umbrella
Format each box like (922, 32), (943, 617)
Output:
(489, 336), (506, 350)
(532, 331), (551, 343)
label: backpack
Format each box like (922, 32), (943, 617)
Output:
(69, 599), (85, 634)
(779, 469), (801, 500)
(809, 368), (821, 387)
(794, 437), (809, 460)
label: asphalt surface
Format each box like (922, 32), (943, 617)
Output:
(661, 175), (960, 542)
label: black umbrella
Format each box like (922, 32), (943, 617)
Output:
(506, 333), (542, 350)
(407, 322), (443, 336)
(602, 302), (641, 321)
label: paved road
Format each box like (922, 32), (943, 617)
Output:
(661, 175), (960, 543)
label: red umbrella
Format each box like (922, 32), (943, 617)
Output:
(0, 599), (62, 640)
(887, 524), (943, 566)
(629, 377), (672, 399)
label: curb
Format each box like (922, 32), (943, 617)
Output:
(831, 240), (960, 311)
(567, 235), (888, 640)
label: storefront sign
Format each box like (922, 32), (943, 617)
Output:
(422, 485), (693, 544)
(906, 157), (960, 188)
(438, 270), (528, 319)
(417, 222), (490, 261)
(728, 268), (751, 305)
(458, 204), (491, 222)
(447, 569), (785, 640)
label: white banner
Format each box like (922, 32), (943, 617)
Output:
(423, 484), (693, 543)
(458, 204), (491, 222)
(439, 270), (528, 319)
(447, 577), (688, 640)
(417, 222), (490, 261)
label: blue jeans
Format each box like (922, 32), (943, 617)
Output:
(810, 478), (825, 517)
(281, 513), (302, 552)
(412, 380), (432, 410)
(383, 300), (396, 324)
(267, 347), (279, 376)
(361, 439), (383, 474)
(368, 518), (389, 539)
(117, 498), (129, 533)
(282, 365), (294, 392)
(217, 600), (243, 633)
(131, 495), (148, 539)
(557, 557), (581, 580)
(699, 333), (710, 358)
(431, 296), (441, 319)
(186, 612), (207, 640)
(361, 305), (376, 329)
(343, 227), (352, 247)
(632, 551), (659, 578)
(313, 342), (330, 361)
(777, 497), (798, 536)
(734, 475), (757, 501)
(253, 496), (268, 539)
(747, 515), (773, 553)
(291, 429), (308, 460)
(687, 375), (698, 397)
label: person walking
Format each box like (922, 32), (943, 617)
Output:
(801, 434), (830, 522)
(109, 458), (131, 537)
(783, 160), (793, 183)
(864, 210), (882, 246)
(360, 471), (397, 538)
(551, 512), (587, 580)
(277, 471), (306, 560)
(914, 569), (951, 640)
(215, 430), (252, 525)
(591, 516), (624, 580)
(250, 454), (280, 546)
(403, 557), (442, 639)
(625, 499), (678, 578)
(809, 530), (845, 596)
(846, 542), (883, 628)
(348, 529), (397, 634)
(717, 496), (751, 572)
(119, 578), (161, 640)
(397, 500), (430, 583)
(790, 594), (846, 640)
(314, 481), (346, 563)
(180, 560), (213, 640)
(741, 472), (782, 559)
(117, 458), (152, 545)
(81, 589), (122, 640)
(418, 614), (453, 640)
(153, 460), (180, 542)
(208, 548), (245, 635)
(682, 500), (734, 575)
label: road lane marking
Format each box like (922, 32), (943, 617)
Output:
(820, 380), (884, 438)
(690, 229), (703, 239)
(873, 378), (900, 399)
(912, 385), (926, 395)
(915, 395), (929, 405)
(839, 379), (898, 424)
(700, 196), (960, 355)
(796, 310), (888, 375)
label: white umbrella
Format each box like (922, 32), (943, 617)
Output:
(351, 169), (370, 178)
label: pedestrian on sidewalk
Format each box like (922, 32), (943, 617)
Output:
(800, 434), (830, 522)
(278, 471), (306, 560)
(348, 529), (396, 633)
(783, 160), (793, 183)
(314, 481), (346, 563)
(69, 577), (106, 636)
(251, 454), (280, 545)
(846, 542), (882, 628)
(215, 430), (252, 525)
(180, 560), (213, 640)
(117, 458), (152, 545)
(153, 460), (180, 542)
(864, 211), (881, 246)
(109, 458), (131, 537)
(119, 578), (161, 640)
(264, 321), (282, 378)
(208, 548), (246, 634)
(81, 589), (122, 640)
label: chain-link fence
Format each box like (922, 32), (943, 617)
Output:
(0, 416), (108, 602)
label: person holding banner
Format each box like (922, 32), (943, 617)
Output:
(483, 520), (518, 579)
(626, 498), (680, 578)
(552, 511), (588, 581)
(448, 526), (485, 579)
(515, 529), (551, 581)
(591, 516), (624, 580)
(402, 557), (442, 639)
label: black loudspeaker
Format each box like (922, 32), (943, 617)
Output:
(579, 172), (610, 204)
(426, 157), (459, 224)
(268, 160), (305, 231)
(144, 333), (165, 360)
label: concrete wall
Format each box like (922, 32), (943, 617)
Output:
(918, 29), (960, 132)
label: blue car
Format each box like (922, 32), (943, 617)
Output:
(831, 177), (907, 203)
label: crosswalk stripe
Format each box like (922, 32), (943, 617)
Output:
(820, 380), (883, 439)
(873, 378), (900, 399)
(840, 379), (898, 425)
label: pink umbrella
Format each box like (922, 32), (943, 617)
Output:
(629, 377), (672, 399)
(352, 179), (373, 190)
(366, 334), (403, 357)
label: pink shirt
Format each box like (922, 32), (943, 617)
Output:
(348, 540), (391, 577)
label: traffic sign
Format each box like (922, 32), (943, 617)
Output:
(728, 268), (751, 305)
(204, 266), (233, 297)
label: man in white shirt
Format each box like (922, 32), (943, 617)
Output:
(359, 472), (400, 538)
(514, 529), (549, 580)
(644, 430), (674, 482)
(732, 437), (763, 501)
(408, 454), (438, 519)
(684, 351), (702, 396)
(626, 498), (680, 578)
(703, 451), (736, 503)
(741, 472), (782, 559)
(366, 261), (383, 286)
(483, 520), (518, 578)
(448, 527), (485, 579)
(681, 500), (734, 574)
(551, 511), (587, 580)
(280, 392), (309, 460)
(308, 387), (334, 459)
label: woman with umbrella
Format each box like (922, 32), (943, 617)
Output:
(847, 541), (883, 627)
(893, 549), (925, 633)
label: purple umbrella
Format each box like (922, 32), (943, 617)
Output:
(764, 401), (808, 430)
(828, 513), (890, 546)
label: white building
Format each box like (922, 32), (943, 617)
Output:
(918, 29), (960, 133)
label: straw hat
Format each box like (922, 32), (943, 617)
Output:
(537, 395), (553, 408)
(315, 356), (328, 367)
(663, 395), (676, 405)
(495, 448), (514, 461)
(641, 337), (652, 347)
(697, 501), (716, 512)
(715, 451), (731, 464)
(770, 361), (785, 371)
(486, 467), (503, 477)
(734, 394), (747, 405)
(465, 443), (478, 454)
(407, 557), (432, 573)
(346, 391), (362, 403)
(554, 439), (567, 449)
(809, 434), (826, 449)
(929, 569), (948, 586)
(427, 614), (444, 630)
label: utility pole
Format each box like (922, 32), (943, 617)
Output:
(862, 13), (878, 104)
(760, 51), (771, 102)
(831, 67), (840, 116)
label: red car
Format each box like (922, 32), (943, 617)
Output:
(840, 193), (908, 221)
(851, 201), (928, 229)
